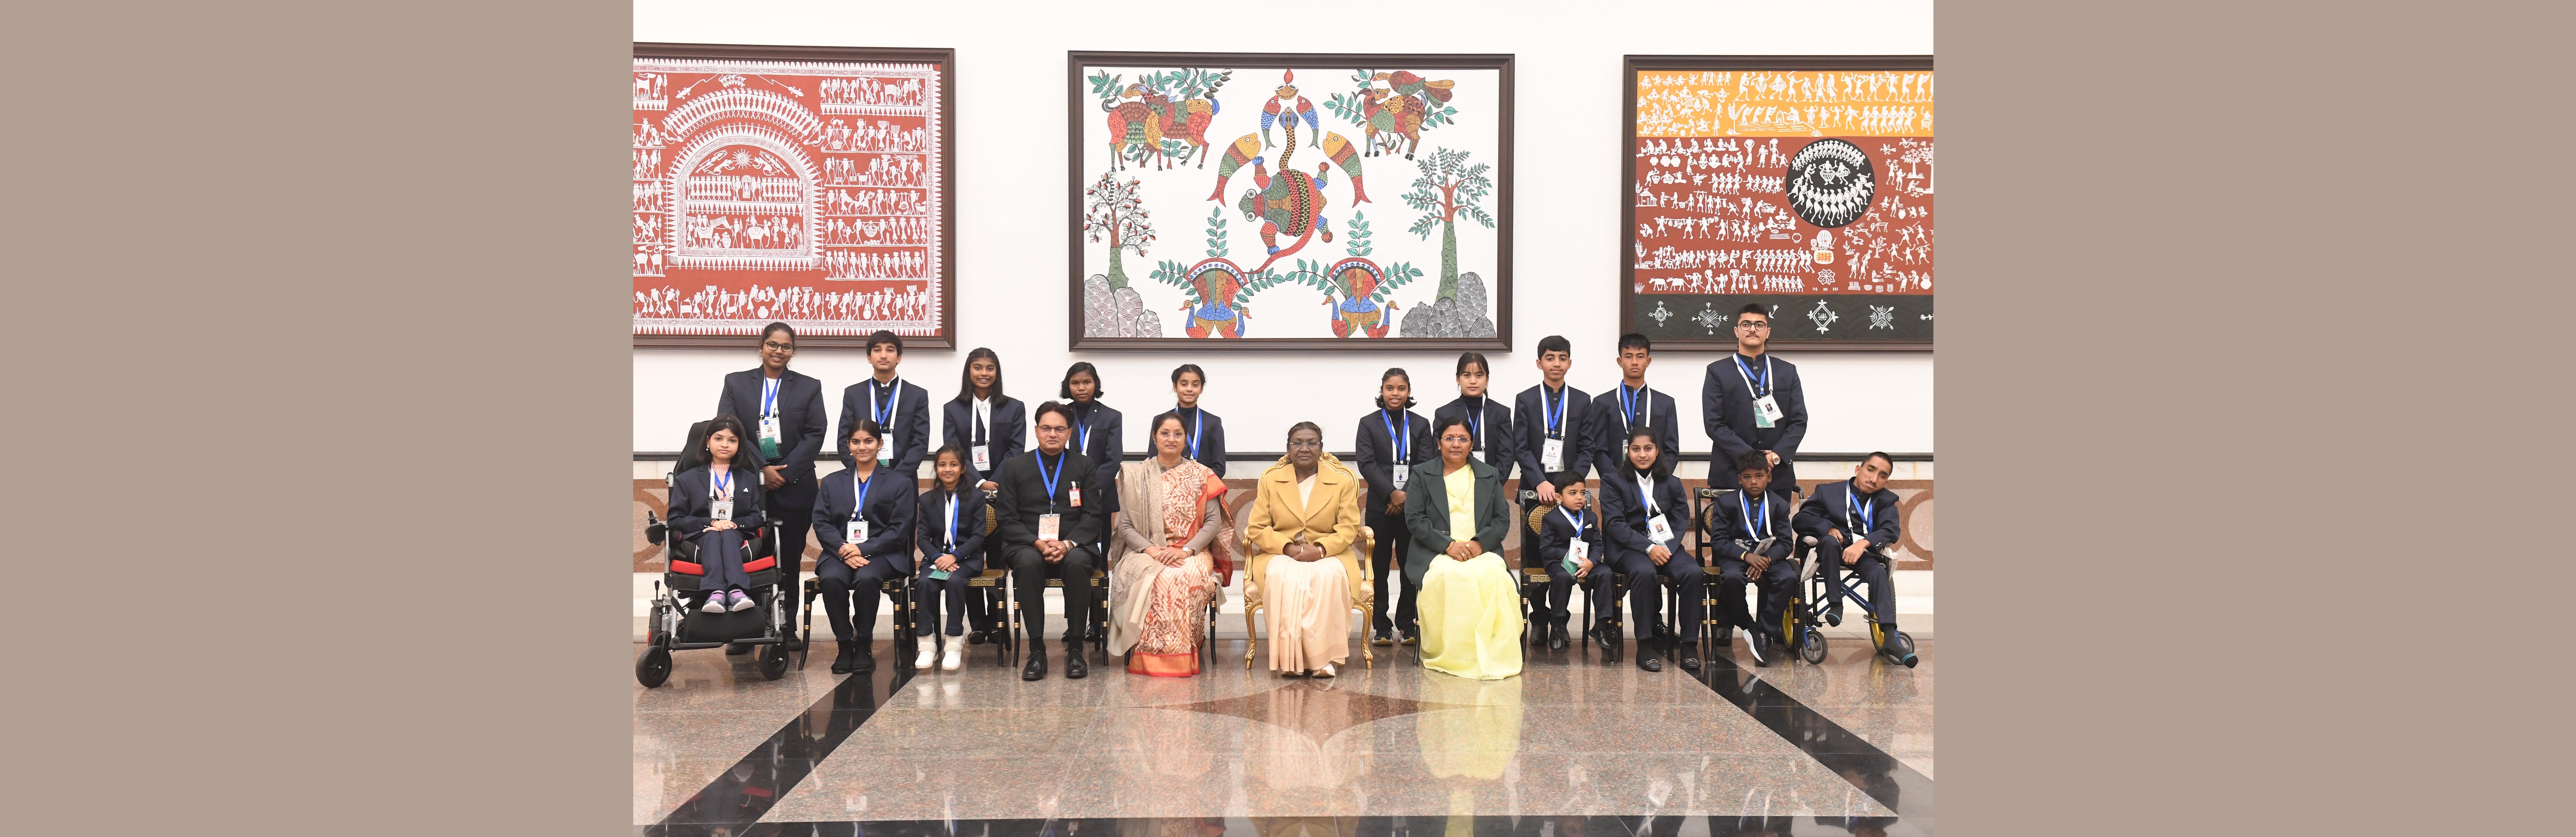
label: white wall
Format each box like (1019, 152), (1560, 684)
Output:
(632, 0), (1935, 461)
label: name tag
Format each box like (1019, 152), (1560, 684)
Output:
(1068, 483), (1082, 507)
(848, 519), (868, 543)
(758, 415), (781, 441)
(1392, 466), (1408, 490)
(1541, 438), (1564, 472)
(711, 500), (734, 521)
(1752, 395), (1783, 429)
(1037, 513), (1062, 540)
(971, 444), (990, 471)
(1471, 450), (1486, 462)
(1567, 539), (1589, 566)
(1647, 513), (1674, 544)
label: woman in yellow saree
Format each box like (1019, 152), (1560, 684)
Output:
(1402, 415), (1522, 679)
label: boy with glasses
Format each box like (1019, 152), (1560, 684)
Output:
(1700, 304), (1807, 502)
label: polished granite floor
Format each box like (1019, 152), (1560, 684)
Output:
(637, 632), (1933, 836)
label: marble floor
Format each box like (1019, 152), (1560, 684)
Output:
(637, 632), (1933, 836)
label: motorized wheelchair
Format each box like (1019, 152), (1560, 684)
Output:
(634, 419), (797, 687)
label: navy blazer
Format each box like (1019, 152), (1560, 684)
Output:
(716, 369), (829, 483)
(1701, 353), (1808, 494)
(838, 376), (933, 477)
(940, 395), (1027, 486)
(1534, 502), (1608, 571)
(1591, 382), (1681, 479)
(813, 464), (917, 573)
(1794, 479), (1901, 553)
(1512, 383), (1598, 487)
(913, 484), (988, 564)
(671, 463), (767, 540)
(1065, 400), (1124, 508)
(1431, 395), (1518, 486)
(1597, 467), (1690, 558)
(1708, 488), (1794, 562)
(1170, 406), (1226, 477)
(1352, 407), (1433, 517)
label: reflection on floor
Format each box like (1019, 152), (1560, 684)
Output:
(637, 635), (1933, 836)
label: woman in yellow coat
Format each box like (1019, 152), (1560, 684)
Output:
(1244, 422), (1366, 677)
(1403, 415), (1522, 679)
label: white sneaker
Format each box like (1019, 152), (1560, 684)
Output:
(914, 646), (937, 670)
(726, 590), (757, 612)
(941, 643), (963, 671)
(700, 593), (728, 614)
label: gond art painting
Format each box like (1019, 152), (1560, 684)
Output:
(1068, 52), (1513, 350)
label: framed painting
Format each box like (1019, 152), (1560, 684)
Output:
(1068, 51), (1513, 350)
(1622, 55), (1933, 351)
(633, 43), (956, 349)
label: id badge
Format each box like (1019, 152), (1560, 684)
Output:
(1752, 395), (1783, 429)
(711, 500), (734, 521)
(1068, 483), (1083, 507)
(1037, 513), (1062, 540)
(1472, 449), (1486, 462)
(759, 415), (781, 442)
(848, 520), (867, 543)
(1647, 513), (1674, 544)
(1541, 438), (1564, 472)
(972, 444), (990, 472)
(1567, 539), (1589, 566)
(1392, 466), (1409, 490)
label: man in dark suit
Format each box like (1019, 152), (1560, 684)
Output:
(1592, 332), (1681, 478)
(1702, 304), (1807, 502)
(1431, 352), (1517, 484)
(1793, 451), (1913, 665)
(716, 323), (827, 650)
(838, 330), (932, 479)
(990, 401), (1105, 680)
(1513, 335), (1597, 505)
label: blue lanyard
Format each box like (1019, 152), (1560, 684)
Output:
(1072, 405), (1093, 453)
(761, 377), (779, 418)
(1846, 481), (1874, 533)
(944, 492), (960, 551)
(1037, 450), (1066, 510)
(1462, 400), (1483, 448)
(1381, 409), (1409, 464)
(1619, 383), (1648, 428)
(1182, 406), (1203, 460)
(869, 378), (899, 426)
(1543, 385), (1567, 438)
(1738, 491), (1769, 540)
(711, 469), (731, 499)
(1734, 355), (1771, 397)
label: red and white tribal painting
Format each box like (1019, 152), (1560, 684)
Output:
(632, 57), (943, 340)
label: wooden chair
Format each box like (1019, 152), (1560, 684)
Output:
(1239, 522), (1377, 670)
(1517, 491), (1602, 652)
(962, 505), (1009, 665)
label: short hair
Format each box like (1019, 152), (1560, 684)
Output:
(844, 417), (884, 445)
(1617, 333), (1652, 353)
(1285, 421), (1323, 444)
(1433, 415), (1473, 439)
(1032, 400), (1075, 427)
(1736, 303), (1770, 320)
(1059, 362), (1105, 399)
(1537, 335), (1571, 357)
(1733, 450), (1772, 474)
(1862, 451), (1895, 471)
(865, 329), (903, 355)
(760, 322), (796, 344)
(1548, 473), (1583, 493)
(1454, 352), (1490, 377)
(1170, 364), (1205, 385)
(1375, 367), (1416, 409)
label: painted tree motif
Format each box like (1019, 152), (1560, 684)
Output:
(1149, 207), (1293, 338)
(1084, 172), (1155, 289)
(1273, 211), (1424, 338)
(1399, 147), (1493, 301)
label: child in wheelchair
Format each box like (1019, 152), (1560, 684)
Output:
(671, 416), (768, 614)
(1709, 451), (1796, 666)
(1794, 451), (1916, 666)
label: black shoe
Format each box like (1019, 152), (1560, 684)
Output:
(1021, 651), (1047, 681)
(1880, 633), (1917, 667)
(1371, 629), (1394, 646)
(967, 629), (991, 645)
(1637, 653), (1663, 672)
(1711, 624), (1734, 646)
(1743, 629), (1775, 667)
(849, 650), (875, 674)
(831, 642), (858, 674)
(1548, 622), (1569, 652)
(782, 635), (805, 652)
(1594, 621), (1620, 652)
(726, 642), (753, 656)
(1064, 649), (1088, 679)
(1676, 644), (1701, 672)
(1825, 601), (1844, 627)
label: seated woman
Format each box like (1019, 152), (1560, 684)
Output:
(1403, 416), (1522, 679)
(1245, 422), (1363, 677)
(670, 415), (767, 615)
(812, 418), (916, 675)
(912, 444), (987, 672)
(1106, 411), (1232, 676)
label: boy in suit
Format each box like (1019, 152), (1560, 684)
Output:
(1592, 332), (1681, 478)
(839, 330), (932, 478)
(1531, 475), (1611, 652)
(1794, 451), (1914, 665)
(1702, 304), (1806, 501)
(1708, 451), (1796, 667)
(1514, 335), (1597, 505)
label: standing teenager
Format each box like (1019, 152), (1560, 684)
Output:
(1431, 352), (1518, 486)
(942, 348), (1024, 644)
(1702, 304), (1808, 501)
(1513, 335), (1598, 505)
(1592, 333), (1680, 478)
(1169, 364), (1228, 477)
(839, 329), (932, 480)
(1353, 368), (1433, 646)
(715, 323), (825, 649)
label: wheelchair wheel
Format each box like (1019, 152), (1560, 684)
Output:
(1798, 627), (1827, 665)
(636, 645), (672, 688)
(757, 644), (789, 680)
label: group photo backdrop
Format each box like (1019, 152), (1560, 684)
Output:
(632, 1), (1933, 466)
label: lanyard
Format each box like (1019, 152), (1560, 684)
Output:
(1558, 504), (1585, 535)
(868, 377), (900, 426)
(944, 493), (959, 551)
(1619, 383), (1649, 429)
(1381, 409), (1409, 464)
(1072, 405), (1093, 453)
(1463, 399), (1484, 449)
(761, 376), (780, 418)
(972, 398), (989, 444)
(1733, 354), (1772, 398)
(1634, 472), (1660, 517)
(1845, 481), (1874, 534)
(1543, 385), (1568, 438)
(1738, 490), (1770, 540)
(711, 468), (731, 499)
(1182, 407), (1204, 460)
(1037, 450), (1066, 511)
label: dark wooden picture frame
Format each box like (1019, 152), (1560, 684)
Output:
(1067, 51), (1514, 351)
(633, 42), (957, 349)
(1621, 54), (1934, 352)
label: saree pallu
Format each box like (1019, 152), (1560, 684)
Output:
(1110, 458), (1230, 677)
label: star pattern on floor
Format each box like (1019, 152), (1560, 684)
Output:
(1158, 679), (1470, 747)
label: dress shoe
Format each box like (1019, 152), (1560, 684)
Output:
(1675, 644), (1701, 672)
(1063, 649), (1088, 679)
(1711, 624), (1734, 646)
(1637, 653), (1663, 672)
(1371, 629), (1394, 646)
(830, 642), (858, 674)
(849, 651), (875, 674)
(967, 629), (991, 645)
(1594, 621), (1620, 652)
(1021, 651), (1048, 681)
(1548, 622), (1569, 652)
(781, 635), (806, 652)
(1743, 628), (1775, 667)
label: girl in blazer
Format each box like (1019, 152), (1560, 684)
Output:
(1401, 416), (1521, 680)
(912, 444), (987, 672)
(812, 419), (918, 675)
(1597, 428), (1705, 672)
(1169, 364), (1227, 476)
(671, 415), (768, 615)
(942, 348), (1024, 644)
(1532, 476), (1610, 652)
(716, 323), (827, 646)
(1354, 367), (1434, 646)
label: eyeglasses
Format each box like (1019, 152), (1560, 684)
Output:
(1735, 322), (1770, 331)
(1287, 441), (1323, 450)
(1439, 436), (1475, 444)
